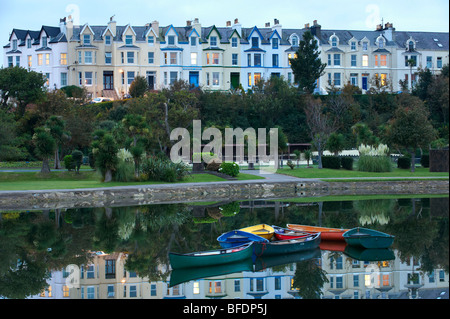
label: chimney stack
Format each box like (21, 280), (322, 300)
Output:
(376, 24), (383, 31)
(310, 19), (321, 39)
(187, 20), (192, 26)
(265, 22), (270, 27)
(232, 18), (242, 37)
(226, 21), (231, 27)
(274, 18), (280, 25)
(304, 23), (310, 29)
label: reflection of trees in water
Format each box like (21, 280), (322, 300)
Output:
(291, 259), (328, 299)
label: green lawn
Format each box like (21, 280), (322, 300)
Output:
(0, 171), (264, 191)
(276, 167), (449, 179)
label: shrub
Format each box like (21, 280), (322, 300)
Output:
(206, 159), (222, 171)
(63, 155), (75, 170)
(71, 150), (83, 173)
(218, 162), (240, 177)
(322, 156), (341, 169)
(341, 157), (354, 170)
(141, 157), (189, 182)
(286, 160), (295, 169)
(420, 154), (429, 168)
(397, 157), (411, 169)
(357, 155), (393, 172)
(114, 160), (134, 182)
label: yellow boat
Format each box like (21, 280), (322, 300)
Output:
(239, 224), (275, 240)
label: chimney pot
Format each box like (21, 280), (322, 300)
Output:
(234, 18), (239, 24)
(265, 22), (270, 27)
(226, 21), (231, 27)
(187, 20), (191, 26)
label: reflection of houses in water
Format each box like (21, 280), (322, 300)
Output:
(29, 249), (448, 299)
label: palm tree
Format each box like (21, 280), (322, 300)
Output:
(32, 127), (56, 174)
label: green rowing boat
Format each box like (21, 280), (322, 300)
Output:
(343, 227), (394, 249)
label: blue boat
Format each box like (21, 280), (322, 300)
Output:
(217, 230), (269, 248)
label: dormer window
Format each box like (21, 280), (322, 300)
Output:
(272, 38), (278, 49)
(232, 37), (238, 47)
(191, 36), (196, 46)
(125, 35), (133, 46)
(378, 38), (384, 49)
(83, 35), (90, 45)
(12, 39), (18, 50)
(105, 35), (111, 45)
(42, 36), (48, 47)
(351, 41), (356, 50)
(210, 36), (217, 47)
(291, 35), (298, 46)
(251, 37), (259, 48)
(168, 35), (175, 45)
(408, 41), (414, 51)
(331, 36), (338, 47)
(148, 36), (154, 45)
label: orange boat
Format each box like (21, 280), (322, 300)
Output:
(287, 224), (349, 241)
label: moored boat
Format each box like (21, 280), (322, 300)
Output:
(239, 224), (275, 240)
(169, 242), (254, 269)
(272, 225), (312, 240)
(287, 224), (348, 241)
(217, 230), (268, 248)
(342, 227), (395, 249)
(253, 232), (321, 256)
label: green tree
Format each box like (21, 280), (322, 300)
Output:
(0, 66), (46, 116)
(32, 127), (56, 174)
(129, 76), (148, 98)
(326, 133), (345, 156)
(45, 116), (70, 169)
(71, 150), (84, 173)
(387, 95), (436, 172)
(92, 131), (119, 182)
(289, 31), (326, 94)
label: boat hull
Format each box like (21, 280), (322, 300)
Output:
(169, 242), (254, 269)
(239, 224), (275, 240)
(272, 225), (311, 240)
(217, 230), (268, 248)
(343, 227), (395, 249)
(287, 224), (348, 241)
(254, 233), (321, 256)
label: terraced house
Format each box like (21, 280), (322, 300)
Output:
(3, 16), (449, 98)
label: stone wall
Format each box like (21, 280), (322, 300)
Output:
(0, 179), (447, 211)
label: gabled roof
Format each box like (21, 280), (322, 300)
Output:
(247, 26), (264, 41)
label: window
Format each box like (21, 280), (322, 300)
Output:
(61, 73), (67, 87)
(327, 54), (332, 65)
(127, 71), (135, 85)
(362, 54), (369, 67)
(130, 285), (137, 298)
(234, 280), (241, 292)
(42, 36), (48, 47)
(272, 54), (279, 67)
(86, 265), (95, 278)
(437, 57), (442, 68)
(272, 38), (278, 49)
(206, 72), (210, 86)
(426, 56), (432, 69)
(381, 73), (387, 86)
(375, 55), (379, 66)
(333, 54), (340, 66)
(148, 52), (154, 64)
(274, 277), (281, 290)
(248, 72), (252, 86)
(190, 52), (197, 65)
(210, 36), (217, 46)
(247, 54), (251, 67)
(251, 37), (259, 48)
(60, 53), (67, 65)
(351, 55), (357, 67)
(353, 274), (359, 287)
(12, 39), (17, 50)
(168, 36), (175, 45)
(380, 54), (387, 66)
(148, 36), (154, 45)
(164, 72), (168, 85)
(193, 282), (200, 294)
(151, 284), (157, 296)
(378, 38), (384, 48)
(78, 72), (83, 86)
(232, 37), (238, 47)
(105, 35), (111, 45)
(333, 73), (341, 86)
(85, 51), (93, 64)
(254, 73), (261, 84)
(351, 41), (356, 50)
(331, 37), (338, 47)
(28, 55), (32, 67)
(107, 285), (115, 298)
(232, 53), (238, 66)
(350, 73), (358, 86)
(291, 35), (298, 46)
(170, 52), (177, 65)
(105, 52), (112, 64)
(191, 36), (196, 46)
(15, 56), (20, 66)
(170, 71), (178, 84)
(45, 53), (50, 65)
(85, 72), (93, 86)
(78, 51), (82, 64)
(105, 260), (116, 279)
(125, 35), (133, 46)
(362, 42), (368, 51)
(127, 52), (134, 64)
(83, 35), (90, 45)
(212, 72), (219, 86)
(254, 54), (261, 67)
(408, 41), (414, 51)
(27, 38), (32, 48)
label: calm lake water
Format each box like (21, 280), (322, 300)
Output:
(0, 195), (448, 300)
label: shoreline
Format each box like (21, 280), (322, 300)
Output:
(0, 174), (447, 210)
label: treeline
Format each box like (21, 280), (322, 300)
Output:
(0, 65), (448, 172)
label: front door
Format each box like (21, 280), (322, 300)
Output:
(146, 71), (156, 90)
(103, 71), (114, 90)
(362, 74), (368, 91)
(230, 73), (240, 89)
(189, 71), (199, 87)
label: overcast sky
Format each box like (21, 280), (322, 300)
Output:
(1, 0), (449, 64)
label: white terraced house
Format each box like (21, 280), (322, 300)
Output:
(3, 17), (448, 98)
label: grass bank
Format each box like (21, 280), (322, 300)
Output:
(276, 167), (448, 180)
(0, 171), (264, 191)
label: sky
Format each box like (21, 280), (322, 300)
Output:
(1, 0), (449, 65)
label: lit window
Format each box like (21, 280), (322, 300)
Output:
(191, 52), (197, 65)
(170, 52), (177, 64)
(60, 53), (67, 65)
(254, 73), (261, 84)
(362, 54), (369, 67)
(380, 55), (387, 66)
(45, 53), (50, 65)
(28, 55), (32, 67)
(85, 72), (93, 86)
(212, 72), (220, 86)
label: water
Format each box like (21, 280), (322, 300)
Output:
(0, 195), (448, 300)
